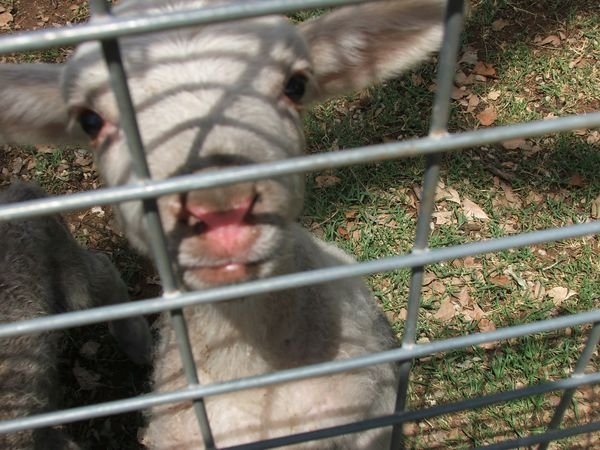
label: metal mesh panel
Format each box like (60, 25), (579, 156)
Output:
(0, 1), (598, 449)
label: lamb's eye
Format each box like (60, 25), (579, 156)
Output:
(284, 74), (308, 103)
(77, 109), (105, 139)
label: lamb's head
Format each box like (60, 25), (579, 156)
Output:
(0, 0), (445, 289)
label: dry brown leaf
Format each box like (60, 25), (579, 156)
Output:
(434, 299), (456, 321)
(397, 308), (408, 321)
(467, 94), (480, 113)
(591, 194), (600, 219)
(538, 34), (561, 47)
(315, 175), (341, 188)
(477, 106), (498, 126)
(463, 302), (485, 322)
(491, 19), (510, 31)
(499, 182), (521, 207)
(432, 211), (454, 225)
(463, 256), (480, 268)
(587, 131), (600, 145)
(490, 275), (511, 287)
(337, 226), (349, 239)
(525, 191), (544, 206)
(451, 86), (469, 100)
(459, 47), (479, 65)
(430, 280), (447, 295)
(422, 272), (436, 286)
(344, 209), (358, 219)
(568, 174), (586, 187)
(529, 281), (546, 300)
(501, 138), (530, 150)
(473, 61), (497, 77)
(462, 198), (490, 221)
(435, 186), (460, 204)
(453, 287), (471, 307)
(478, 318), (496, 333)
(547, 287), (577, 306)
(0, 11), (13, 27)
(487, 90), (501, 101)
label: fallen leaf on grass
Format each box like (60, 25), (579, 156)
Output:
(473, 61), (497, 77)
(451, 86), (469, 100)
(452, 287), (471, 307)
(314, 175), (341, 188)
(491, 19), (510, 31)
(478, 318), (496, 332)
(466, 94), (480, 113)
(568, 174), (586, 187)
(529, 281), (546, 300)
(477, 106), (498, 126)
(432, 211), (454, 225)
(499, 181), (521, 207)
(462, 198), (489, 221)
(525, 191), (544, 206)
(587, 131), (600, 145)
(422, 272), (436, 286)
(547, 287), (577, 306)
(337, 226), (349, 239)
(455, 70), (475, 86)
(434, 299), (456, 321)
(435, 186), (461, 203)
(487, 90), (501, 101)
(537, 34), (561, 47)
(490, 275), (511, 287)
(501, 138), (529, 150)
(0, 11), (13, 27)
(591, 195), (600, 219)
(459, 47), (478, 65)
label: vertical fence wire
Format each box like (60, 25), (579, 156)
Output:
(390, 1), (466, 448)
(88, 1), (216, 447)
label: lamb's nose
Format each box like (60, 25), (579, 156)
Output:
(176, 180), (258, 256)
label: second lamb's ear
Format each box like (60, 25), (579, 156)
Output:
(299, 0), (446, 99)
(0, 63), (88, 146)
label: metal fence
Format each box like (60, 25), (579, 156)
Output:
(0, 0), (599, 449)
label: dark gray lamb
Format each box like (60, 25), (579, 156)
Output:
(0, 182), (151, 450)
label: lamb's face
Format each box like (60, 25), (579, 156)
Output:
(62, 15), (316, 289)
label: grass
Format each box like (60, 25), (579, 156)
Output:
(301, 0), (599, 447)
(1, 0), (598, 449)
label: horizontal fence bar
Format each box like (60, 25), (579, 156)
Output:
(0, 220), (598, 337)
(1, 112), (600, 222)
(1, 356), (598, 438)
(473, 421), (600, 450)
(225, 394), (600, 450)
(0, 0), (367, 54)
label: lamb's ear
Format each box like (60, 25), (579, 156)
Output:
(299, 0), (446, 98)
(0, 64), (87, 145)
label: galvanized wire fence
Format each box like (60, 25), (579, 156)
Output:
(0, 0), (599, 449)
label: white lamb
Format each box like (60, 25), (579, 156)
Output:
(0, 1), (445, 448)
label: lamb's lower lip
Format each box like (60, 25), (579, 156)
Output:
(187, 262), (259, 285)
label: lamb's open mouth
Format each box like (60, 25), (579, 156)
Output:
(186, 260), (261, 286)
